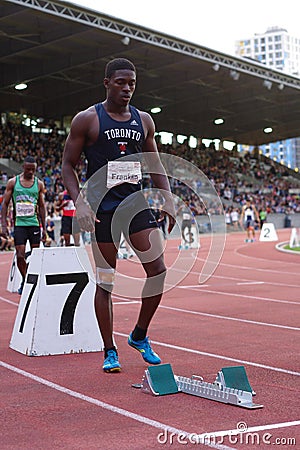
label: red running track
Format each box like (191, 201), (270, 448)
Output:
(1, 229), (299, 449)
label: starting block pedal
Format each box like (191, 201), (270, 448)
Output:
(214, 365), (255, 395)
(138, 364), (263, 409)
(141, 363), (180, 396)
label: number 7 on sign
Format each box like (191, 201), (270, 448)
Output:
(46, 273), (89, 335)
(18, 272), (89, 335)
(19, 274), (39, 333)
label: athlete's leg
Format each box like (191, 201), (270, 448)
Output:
(92, 241), (119, 350)
(128, 227), (166, 333)
(14, 227), (27, 280)
(92, 212), (121, 352)
(62, 216), (72, 246)
(64, 233), (71, 246)
(72, 232), (81, 246)
(15, 244), (27, 279)
(72, 217), (81, 246)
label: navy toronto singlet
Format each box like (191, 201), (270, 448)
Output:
(84, 103), (145, 213)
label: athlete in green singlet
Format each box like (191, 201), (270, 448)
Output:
(1, 156), (46, 294)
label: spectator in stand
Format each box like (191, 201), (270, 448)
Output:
(230, 207), (241, 230)
(2, 121), (300, 219)
(225, 207), (232, 230)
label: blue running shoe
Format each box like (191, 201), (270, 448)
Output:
(18, 280), (24, 295)
(102, 349), (121, 373)
(128, 333), (161, 365)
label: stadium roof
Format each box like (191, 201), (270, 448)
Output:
(1, 0), (300, 146)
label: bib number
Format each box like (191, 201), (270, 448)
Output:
(16, 202), (35, 217)
(106, 161), (142, 188)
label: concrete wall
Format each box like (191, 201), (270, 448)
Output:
(194, 213), (300, 234)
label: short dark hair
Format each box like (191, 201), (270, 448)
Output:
(105, 58), (136, 78)
(24, 155), (36, 164)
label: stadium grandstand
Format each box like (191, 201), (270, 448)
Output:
(1, 0), (300, 245)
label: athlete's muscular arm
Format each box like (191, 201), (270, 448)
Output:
(62, 109), (97, 232)
(140, 111), (176, 233)
(1, 178), (15, 238)
(38, 180), (47, 241)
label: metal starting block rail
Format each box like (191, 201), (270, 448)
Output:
(138, 364), (263, 409)
(176, 374), (263, 409)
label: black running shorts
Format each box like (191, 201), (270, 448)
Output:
(14, 226), (41, 246)
(93, 208), (158, 243)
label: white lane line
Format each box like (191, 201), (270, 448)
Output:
(0, 361), (233, 450)
(159, 305), (300, 331)
(236, 281), (265, 285)
(177, 287), (299, 305)
(177, 284), (211, 288)
(212, 274), (299, 289)
(0, 295), (18, 306)
(114, 332), (300, 377)
(173, 266), (300, 289)
(196, 255), (300, 274)
(113, 301), (139, 305)
(233, 245), (300, 267)
(113, 294), (298, 330)
(1, 294), (298, 331)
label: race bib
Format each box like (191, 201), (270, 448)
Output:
(16, 202), (35, 217)
(106, 161), (142, 188)
(183, 213), (191, 220)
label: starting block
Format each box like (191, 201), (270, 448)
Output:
(179, 224), (200, 250)
(141, 364), (180, 396)
(214, 365), (255, 394)
(138, 363), (263, 409)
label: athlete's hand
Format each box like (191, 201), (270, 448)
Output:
(163, 199), (176, 234)
(41, 230), (47, 243)
(75, 200), (99, 232)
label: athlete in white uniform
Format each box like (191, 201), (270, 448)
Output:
(240, 199), (259, 242)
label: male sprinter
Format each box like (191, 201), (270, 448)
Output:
(241, 198), (259, 242)
(62, 58), (175, 373)
(1, 155), (46, 294)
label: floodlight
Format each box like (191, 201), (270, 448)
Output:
(151, 107), (161, 114)
(214, 118), (224, 125)
(263, 80), (272, 90)
(263, 127), (273, 134)
(229, 70), (240, 81)
(121, 36), (130, 46)
(15, 83), (27, 91)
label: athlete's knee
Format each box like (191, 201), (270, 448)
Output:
(145, 259), (167, 279)
(16, 248), (25, 260)
(96, 267), (115, 292)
